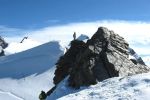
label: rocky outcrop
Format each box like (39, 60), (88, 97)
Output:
(53, 40), (87, 85)
(44, 27), (150, 98)
(0, 36), (8, 49)
(0, 36), (8, 56)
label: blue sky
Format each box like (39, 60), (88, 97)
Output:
(0, 0), (150, 29)
(1, 0), (150, 65)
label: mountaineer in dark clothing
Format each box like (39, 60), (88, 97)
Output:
(73, 32), (76, 40)
(39, 91), (47, 100)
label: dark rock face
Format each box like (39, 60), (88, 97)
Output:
(0, 36), (8, 56)
(0, 36), (8, 49)
(54, 40), (87, 85)
(53, 27), (150, 89)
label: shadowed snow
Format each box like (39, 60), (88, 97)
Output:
(0, 41), (63, 79)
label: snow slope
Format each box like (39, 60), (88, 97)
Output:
(4, 38), (41, 55)
(0, 41), (63, 100)
(0, 34), (89, 100)
(48, 72), (150, 100)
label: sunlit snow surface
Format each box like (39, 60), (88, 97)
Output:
(48, 73), (150, 100)
(4, 38), (41, 55)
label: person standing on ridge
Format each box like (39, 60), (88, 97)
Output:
(73, 32), (76, 40)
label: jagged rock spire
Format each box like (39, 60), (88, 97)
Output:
(53, 27), (150, 89)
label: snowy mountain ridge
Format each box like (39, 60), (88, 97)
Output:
(0, 41), (63, 100)
(0, 27), (150, 100)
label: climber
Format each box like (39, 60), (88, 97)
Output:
(39, 91), (47, 100)
(20, 36), (28, 43)
(73, 32), (76, 40)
